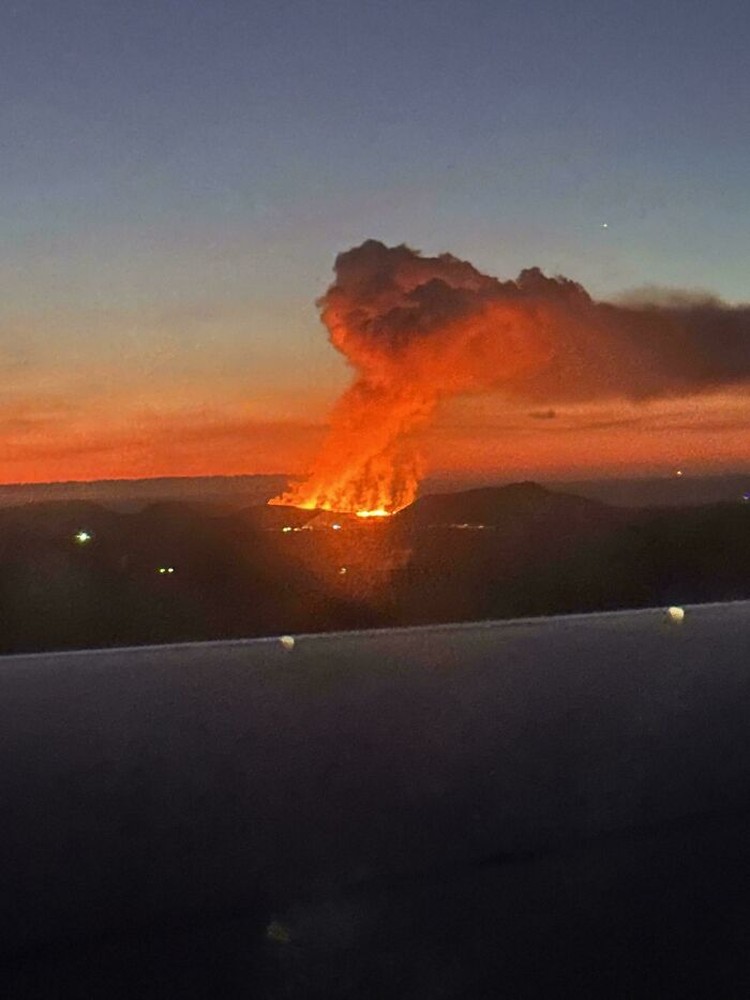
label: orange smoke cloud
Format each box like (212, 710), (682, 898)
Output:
(272, 240), (750, 514)
(272, 242), (558, 512)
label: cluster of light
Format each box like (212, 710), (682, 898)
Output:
(74, 529), (93, 545)
(355, 509), (391, 519)
(158, 566), (175, 575)
(281, 522), (347, 532)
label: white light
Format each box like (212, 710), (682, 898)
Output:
(279, 635), (295, 651)
(282, 526), (293, 533)
(339, 566), (347, 575)
(665, 606), (685, 623)
(74, 530), (92, 544)
(332, 523), (342, 530)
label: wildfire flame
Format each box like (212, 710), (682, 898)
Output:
(269, 240), (556, 515)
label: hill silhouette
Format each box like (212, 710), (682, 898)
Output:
(0, 483), (748, 654)
(394, 481), (616, 528)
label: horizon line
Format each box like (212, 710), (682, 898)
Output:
(1, 468), (749, 491)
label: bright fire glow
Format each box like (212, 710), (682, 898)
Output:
(269, 241), (553, 517)
(268, 449), (418, 515)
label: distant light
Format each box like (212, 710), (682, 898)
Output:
(601, 222), (609, 229)
(74, 530), (93, 545)
(355, 509), (390, 518)
(157, 566), (175, 575)
(742, 493), (750, 503)
(281, 526), (293, 533)
(339, 566), (347, 575)
(266, 920), (291, 944)
(665, 606), (685, 623)
(332, 523), (342, 530)
(675, 469), (683, 477)
(279, 635), (295, 651)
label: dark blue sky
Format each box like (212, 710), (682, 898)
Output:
(1, 0), (748, 481)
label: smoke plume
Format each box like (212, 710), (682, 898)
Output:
(271, 240), (750, 514)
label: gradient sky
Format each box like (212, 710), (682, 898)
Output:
(2, 0), (748, 483)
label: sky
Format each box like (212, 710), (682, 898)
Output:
(1, 0), (748, 484)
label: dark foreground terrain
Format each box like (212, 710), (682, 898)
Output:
(1, 481), (749, 654)
(0, 483), (750, 653)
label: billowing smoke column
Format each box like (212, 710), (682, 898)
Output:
(271, 240), (750, 515)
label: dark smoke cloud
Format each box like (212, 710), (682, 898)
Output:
(325, 240), (750, 403)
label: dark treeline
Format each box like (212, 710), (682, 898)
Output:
(1, 483), (749, 655)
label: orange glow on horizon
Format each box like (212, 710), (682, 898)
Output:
(2, 391), (748, 488)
